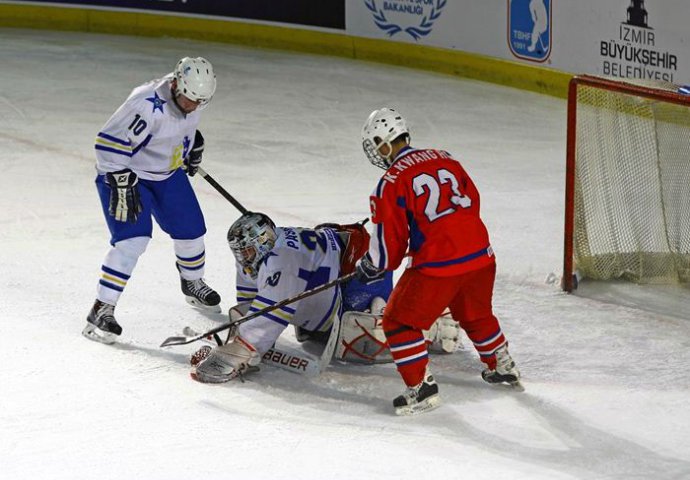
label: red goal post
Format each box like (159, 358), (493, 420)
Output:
(563, 75), (690, 292)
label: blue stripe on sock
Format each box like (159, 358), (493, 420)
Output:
(99, 279), (124, 292)
(101, 265), (130, 281)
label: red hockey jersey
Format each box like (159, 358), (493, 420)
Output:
(366, 146), (494, 277)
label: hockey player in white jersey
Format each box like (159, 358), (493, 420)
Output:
(191, 212), (461, 383)
(83, 57), (222, 344)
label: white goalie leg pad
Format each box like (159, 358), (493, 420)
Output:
(424, 311), (462, 354)
(335, 310), (392, 364)
(261, 344), (322, 376)
(192, 336), (261, 383)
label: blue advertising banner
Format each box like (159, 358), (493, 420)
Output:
(13, 0), (345, 29)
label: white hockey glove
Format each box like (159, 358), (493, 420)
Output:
(222, 302), (251, 342)
(191, 336), (260, 384)
(424, 313), (462, 353)
(184, 130), (204, 176)
(106, 169), (143, 223)
(229, 303), (250, 321)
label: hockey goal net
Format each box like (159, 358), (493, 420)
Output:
(563, 75), (690, 292)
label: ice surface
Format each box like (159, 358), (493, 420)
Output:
(1, 29), (689, 480)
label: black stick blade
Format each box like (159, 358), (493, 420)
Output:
(160, 335), (195, 347)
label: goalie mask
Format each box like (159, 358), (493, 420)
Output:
(227, 212), (277, 279)
(173, 57), (217, 109)
(361, 107), (409, 169)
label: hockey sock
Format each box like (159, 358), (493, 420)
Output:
(384, 319), (429, 387)
(174, 237), (206, 280)
(97, 236), (149, 305)
(462, 315), (507, 369)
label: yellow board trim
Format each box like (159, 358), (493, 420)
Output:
(0, 3), (571, 97)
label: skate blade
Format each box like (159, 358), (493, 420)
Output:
(184, 297), (221, 314)
(81, 323), (117, 345)
(395, 395), (442, 416)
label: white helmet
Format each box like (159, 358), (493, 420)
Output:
(361, 108), (409, 169)
(227, 212), (277, 279)
(173, 57), (217, 108)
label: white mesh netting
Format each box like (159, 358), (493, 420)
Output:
(573, 78), (690, 284)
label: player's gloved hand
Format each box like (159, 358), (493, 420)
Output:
(192, 336), (260, 384)
(184, 129), (204, 176)
(106, 169), (142, 223)
(355, 254), (386, 284)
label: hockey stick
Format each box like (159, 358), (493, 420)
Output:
(196, 166), (248, 215)
(317, 311), (340, 373)
(160, 272), (356, 347)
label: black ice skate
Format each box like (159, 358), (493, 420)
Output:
(393, 369), (441, 416)
(481, 345), (524, 391)
(82, 300), (122, 345)
(180, 276), (221, 313)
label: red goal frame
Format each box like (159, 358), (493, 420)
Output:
(562, 75), (690, 292)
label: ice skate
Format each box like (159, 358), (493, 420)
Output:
(82, 300), (122, 345)
(393, 369), (441, 416)
(180, 276), (221, 313)
(482, 345), (523, 391)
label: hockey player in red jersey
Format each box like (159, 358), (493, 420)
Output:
(354, 108), (522, 415)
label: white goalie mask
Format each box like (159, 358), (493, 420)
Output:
(361, 108), (409, 169)
(227, 212), (277, 279)
(173, 57), (217, 109)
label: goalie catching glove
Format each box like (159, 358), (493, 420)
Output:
(106, 169), (142, 223)
(315, 220), (371, 275)
(191, 336), (260, 383)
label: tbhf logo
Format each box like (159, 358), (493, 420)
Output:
(508, 0), (551, 62)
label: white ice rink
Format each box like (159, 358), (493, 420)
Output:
(1, 28), (689, 480)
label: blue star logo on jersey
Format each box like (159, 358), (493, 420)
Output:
(183, 136), (191, 158)
(261, 252), (278, 267)
(146, 92), (166, 114)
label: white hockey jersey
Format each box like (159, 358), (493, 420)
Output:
(95, 74), (201, 181)
(236, 227), (343, 355)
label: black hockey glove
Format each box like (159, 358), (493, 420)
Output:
(184, 129), (204, 177)
(355, 254), (386, 284)
(106, 169), (142, 223)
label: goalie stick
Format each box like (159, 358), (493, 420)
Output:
(161, 272), (356, 347)
(196, 166), (248, 215)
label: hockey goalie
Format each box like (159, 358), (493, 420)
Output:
(190, 212), (462, 383)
